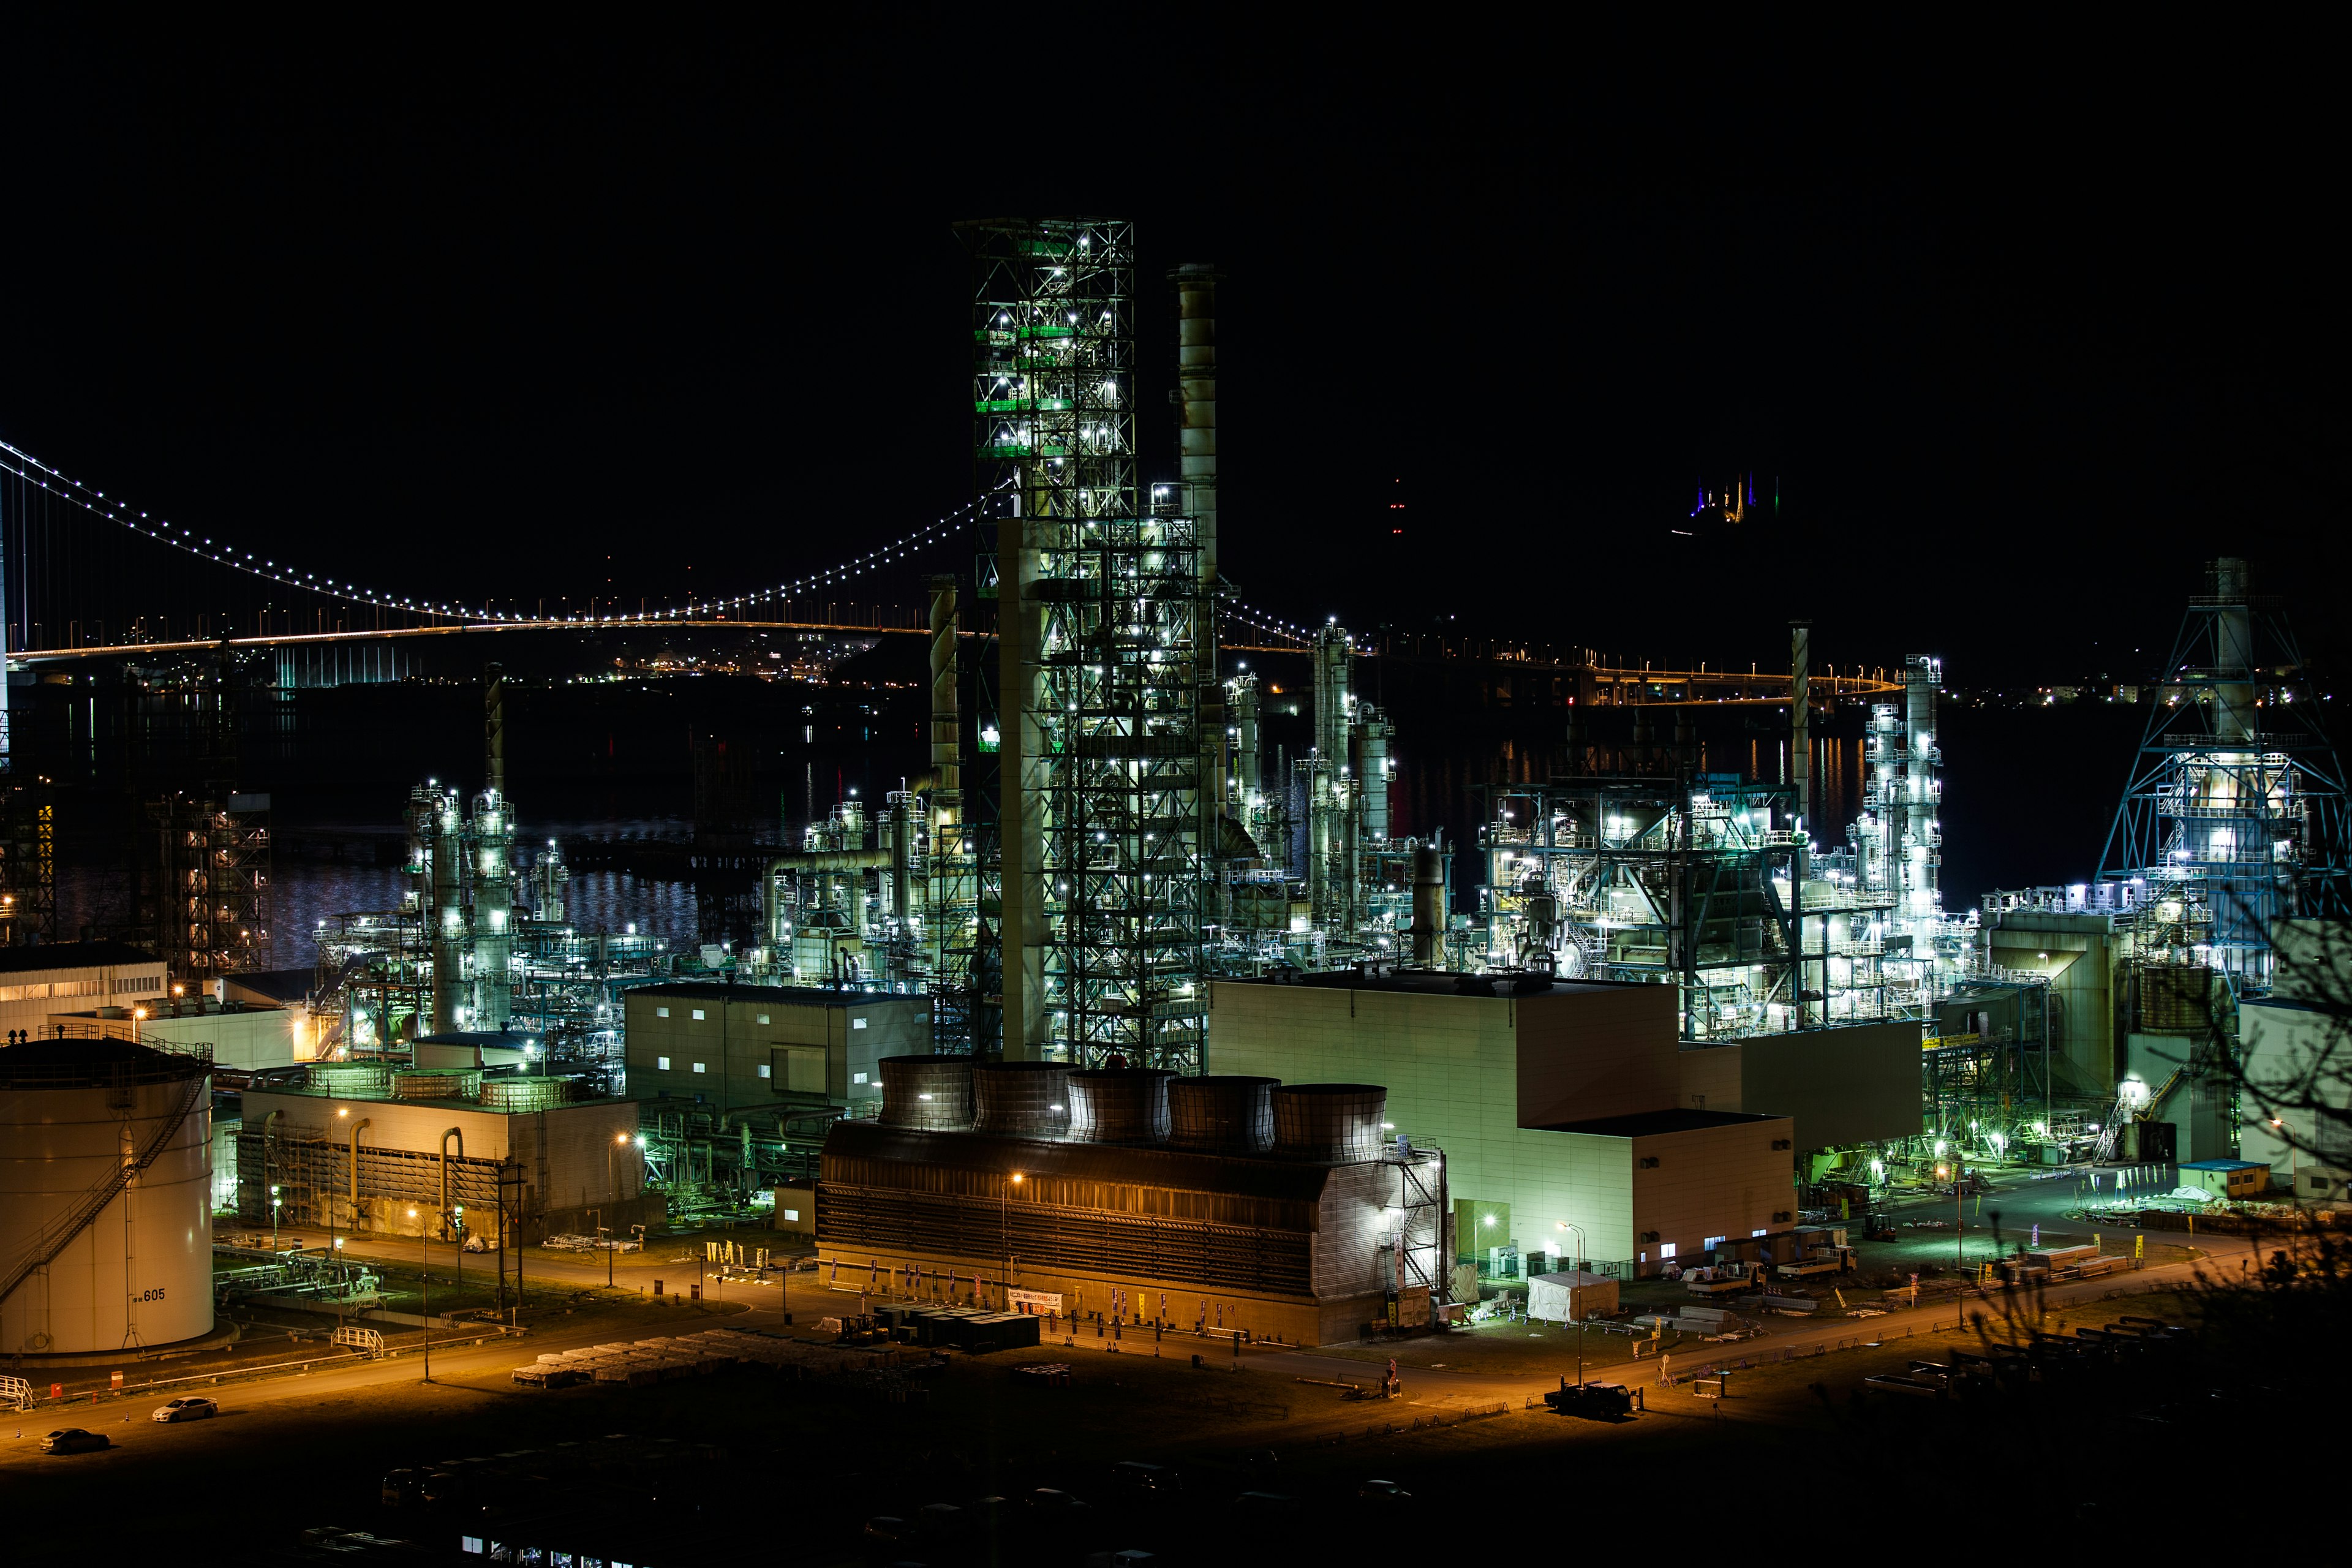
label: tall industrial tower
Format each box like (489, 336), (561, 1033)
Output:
(963, 217), (1210, 1071)
(2100, 556), (2351, 990)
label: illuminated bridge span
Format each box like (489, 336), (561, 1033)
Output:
(0, 435), (1901, 706)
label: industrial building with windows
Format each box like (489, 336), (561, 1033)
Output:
(1207, 970), (1843, 1278)
(812, 1057), (1444, 1346)
(620, 981), (928, 1112)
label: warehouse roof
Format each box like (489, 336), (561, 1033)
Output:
(822, 1118), (1349, 1199)
(1535, 1108), (1781, 1138)
(1217, 970), (1638, 999)
(627, 981), (924, 1008)
(0, 940), (163, 976)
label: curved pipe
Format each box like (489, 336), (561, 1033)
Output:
(767, 849), (890, 875)
(349, 1117), (370, 1226)
(440, 1126), (464, 1234)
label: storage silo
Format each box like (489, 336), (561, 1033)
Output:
(1271, 1083), (1387, 1163)
(1066, 1069), (1174, 1145)
(1, 1038), (214, 1355)
(1169, 1076), (1278, 1153)
(972, 1061), (1071, 1138)
(878, 1055), (974, 1131)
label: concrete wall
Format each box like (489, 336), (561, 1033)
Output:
(1679, 1020), (1922, 1150)
(623, 989), (926, 1110)
(99, 1005), (315, 1070)
(1630, 1121), (1795, 1265)
(1985, 911), (2117, 1095)
(1514, 984), (1680, 1124)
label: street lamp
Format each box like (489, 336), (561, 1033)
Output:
(607, 1131), (631, 1289)
(2272, 1117), (2302, 1200)
(407, 1207), (432, 1383)
(1554, 1220), (1588, 1273)
(270, 1185), (282, 1251)
(1001, 1172), (1024, 1310)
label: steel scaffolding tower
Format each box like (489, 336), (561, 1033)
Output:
(156, 793), (271, 981)
(963, 216), (1208, 1071)
(2099, 556), (2351, 990)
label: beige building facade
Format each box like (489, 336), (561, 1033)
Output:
(1208, 974), (1794, 1276)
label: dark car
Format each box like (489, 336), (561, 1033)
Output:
(1026, 1488), (1093, 1518)
(1110, 1461), (1182, 1495)
(381, 1468), (424, 1506)
(1357, 1478), (1413, 1501)
(40, 1428), (111, 1455)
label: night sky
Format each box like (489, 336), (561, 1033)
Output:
(5, 23), (2339, 687)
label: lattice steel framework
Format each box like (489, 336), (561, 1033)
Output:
(2100, 557), (2351, 990)
(963, 217), (1207, 1070)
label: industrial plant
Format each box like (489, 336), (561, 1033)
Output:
(1, 215), (2346, 1380)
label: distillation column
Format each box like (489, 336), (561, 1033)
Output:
(472, 788), (513, 1030)
(1901, 657), (1942, 922)
(428, 789), (468, 1034)
(1174, 263), (1225, 829)
(1308, 625), (1354, 929)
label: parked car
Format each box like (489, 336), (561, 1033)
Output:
(1025, 1488), (1092, 1518)
(41, 1429), (111, 1455)
(1110, 1461), (1182, 1495)
(381, 1468), (424, 1506)
(1357, 1478), (1413, 1501)
(151, 1396), (219, 1423)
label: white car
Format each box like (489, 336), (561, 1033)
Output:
(151, 1396), (219, 1423)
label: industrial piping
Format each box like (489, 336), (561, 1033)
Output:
(347, 1116), (369, 1229)
(440, 1126), (463, 1234)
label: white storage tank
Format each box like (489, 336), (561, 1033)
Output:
(1, 1038), (215, 1354)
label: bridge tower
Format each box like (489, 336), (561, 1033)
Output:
(962, 217), (1208, 1072)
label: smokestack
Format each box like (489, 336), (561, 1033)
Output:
(1789, 622), (1811, 834)
(1170, 264), (1221, 588)
(927, 575), (960, 791)
(1411, 843), (1444, 965)
(484, 663), (506, 797)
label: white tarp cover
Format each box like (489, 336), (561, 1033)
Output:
(1527, 1270), (1619, 1324)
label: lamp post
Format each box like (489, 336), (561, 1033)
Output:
(2272, 1117), (2301, 1204)
(407, 1207), (432, 1383)
(1001, 1172), (1024, 1310)
(1554, 1220), (1588, 1274)
(609, 1131), (631, 1289)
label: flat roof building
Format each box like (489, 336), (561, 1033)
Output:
(0, 941), (167, 1041)
(1208, 971), (1795, 1278)
(238, 1068), (650, 1244)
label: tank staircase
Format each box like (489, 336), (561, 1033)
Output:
(0, 1069), (208, 1311)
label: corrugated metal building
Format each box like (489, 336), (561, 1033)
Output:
(812, 1065), (1443, 1346)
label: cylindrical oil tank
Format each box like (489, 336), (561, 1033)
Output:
(1169, 1076), (1278, 1152)
(879, 1055), (975, 1131)
(1272, 1084), (1388, 1163)
(309, 1063), (390, 1098)
(477, 1076), (574, 1114)
(1067, 1069), (1174, 1145)
(972, 1061), (1072, 1139)
(2139, 964), (2213, 1033)
(1, 1039), (214, 1355)
(393, 1068), (482, 1101)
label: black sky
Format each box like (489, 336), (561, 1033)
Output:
(4, 21), (2339, 686)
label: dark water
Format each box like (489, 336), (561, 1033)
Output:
(40, 657), (2158, 964)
